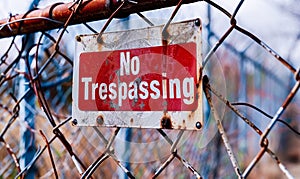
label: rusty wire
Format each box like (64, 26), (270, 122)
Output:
(0, 0), (299, 178)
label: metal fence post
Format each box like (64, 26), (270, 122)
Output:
(19, 34), (36, 179)
(19, 1), (40, 178)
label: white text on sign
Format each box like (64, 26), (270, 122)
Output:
(81, 51), (195, 107)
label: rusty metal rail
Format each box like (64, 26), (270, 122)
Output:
(0, 0), (200, 38)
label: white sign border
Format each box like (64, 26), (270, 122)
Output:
(72, 19), (203, 130)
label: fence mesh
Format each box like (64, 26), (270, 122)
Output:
(0, 0), (300, 178)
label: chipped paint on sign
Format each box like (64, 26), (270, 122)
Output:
(73, 19), (203, 130)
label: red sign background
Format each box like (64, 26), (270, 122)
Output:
(78, 42), (197, 111)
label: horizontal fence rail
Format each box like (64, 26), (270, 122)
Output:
(0, 0), (200, 38)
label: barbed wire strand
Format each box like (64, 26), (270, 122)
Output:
(232, 102), (300, 136)
(203, 75), (294, 178)
(203, 76), (242, 178)
(154, 129), (203, 178)
(39, 130), (59, 179)
(203, 0), (297, 75)
(92, 127), (136, 177)
(81, 127), (121, 178)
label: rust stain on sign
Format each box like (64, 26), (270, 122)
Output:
(73, 19), (203, 130)
(161, 114), (173, 129)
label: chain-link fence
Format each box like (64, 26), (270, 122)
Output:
(0, 0), (299, 178)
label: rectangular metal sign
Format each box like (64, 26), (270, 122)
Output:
(73, 19), (203, 130)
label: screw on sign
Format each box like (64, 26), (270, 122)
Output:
(73, 19), (203, 130)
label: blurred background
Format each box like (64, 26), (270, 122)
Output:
(0, 0), (299, 178)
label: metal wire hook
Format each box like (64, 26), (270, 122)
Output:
(161, 0), (184, 40)
(96, 0), (138, 43)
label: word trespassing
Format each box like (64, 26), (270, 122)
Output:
(81, 51), (195, 107)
